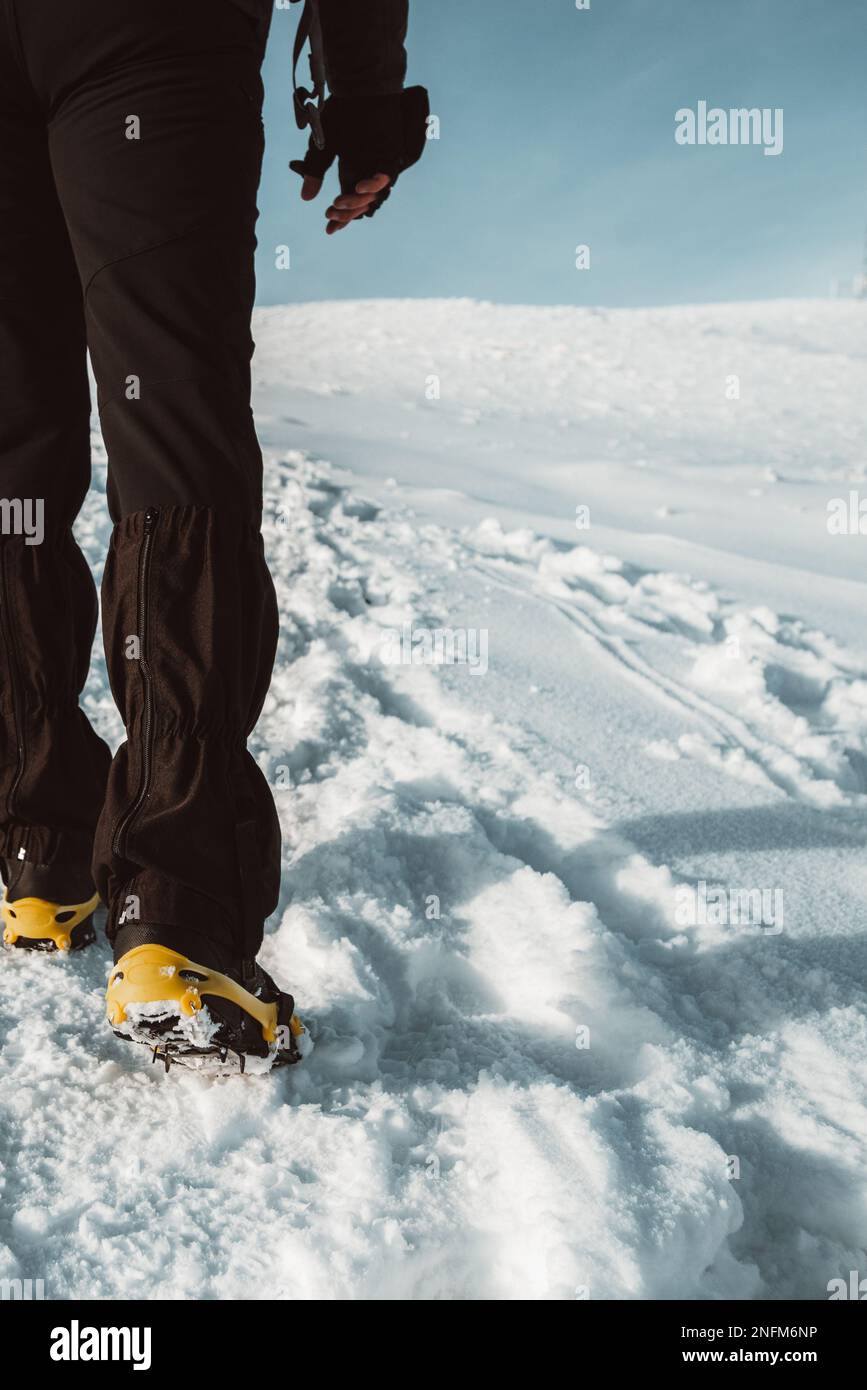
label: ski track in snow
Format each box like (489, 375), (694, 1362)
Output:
(3, 309), (867, 1300)
(468, 521), (867, 809)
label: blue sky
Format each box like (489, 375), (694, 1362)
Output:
(255, 0), (867, 308)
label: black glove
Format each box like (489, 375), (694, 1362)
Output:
(290, 86), (430, 217)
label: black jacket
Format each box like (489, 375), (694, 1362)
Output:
(229, 0), (408, 97)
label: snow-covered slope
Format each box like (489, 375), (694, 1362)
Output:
(2, 299), (867, 1301)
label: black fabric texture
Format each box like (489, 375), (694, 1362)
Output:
(0, 0), (276, 964)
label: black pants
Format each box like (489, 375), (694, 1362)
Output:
(0, 0), (280, 966)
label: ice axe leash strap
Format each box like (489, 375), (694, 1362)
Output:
(292, 0), (327, 151)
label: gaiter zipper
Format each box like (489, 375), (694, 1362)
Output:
(0, 544), (26, 821)
(112, 507), (159, 859)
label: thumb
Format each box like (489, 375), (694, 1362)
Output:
(301, 174), (322, 201)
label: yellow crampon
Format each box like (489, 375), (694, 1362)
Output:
(2, 892), (100, 952)
(106, 944), (306, 1048)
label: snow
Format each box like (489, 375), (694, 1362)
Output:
(2, 297), (867, 1300)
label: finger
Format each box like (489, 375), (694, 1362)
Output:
(330, 190), (380, 211)
(325, 202), (367, 224)
(326, 218), (352, 235)
(301, 175), (323, 201)
(354, 173), (392, 195)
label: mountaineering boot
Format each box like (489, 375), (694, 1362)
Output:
(106, 927), (311, 1075)
(1, 859), (100, 954)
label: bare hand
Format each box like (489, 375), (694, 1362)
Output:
(300, 172), (392, 234)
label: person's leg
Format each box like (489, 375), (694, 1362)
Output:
(15, 0), (281, 974)
(0, 15), (111, 927)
